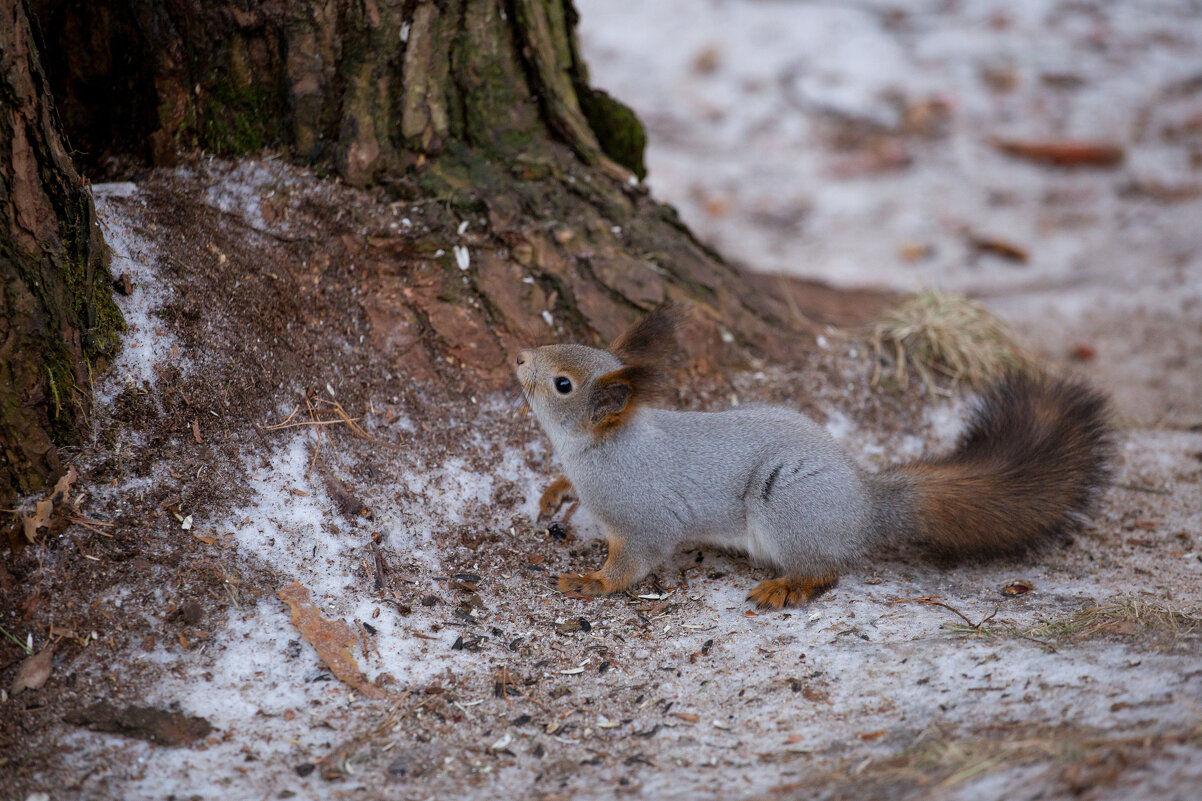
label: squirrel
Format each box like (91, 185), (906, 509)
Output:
(516, 305), (1113, 609)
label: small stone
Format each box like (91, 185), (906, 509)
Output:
(295, 762), (316, 777)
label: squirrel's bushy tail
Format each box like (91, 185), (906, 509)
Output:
(873, 372), (1113, 557)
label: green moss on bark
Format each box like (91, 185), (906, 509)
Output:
(576, 85), (646, 180)
(202, 83), (281, 155)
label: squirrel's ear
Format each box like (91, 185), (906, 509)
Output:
(609, 303), (685, 365)
(588, 365), (663, 432)
(588, 376), (633, 427)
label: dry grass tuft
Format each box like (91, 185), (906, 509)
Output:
(1025, 598), (1202, 644)
(871, 290), (1033, 393)
(773, 723), (1202, 798)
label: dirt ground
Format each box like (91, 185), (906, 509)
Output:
(4, 1), (1202, 800)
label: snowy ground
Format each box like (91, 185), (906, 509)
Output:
(7, 1), (1202, 800)
(577, 0), (1202, 427)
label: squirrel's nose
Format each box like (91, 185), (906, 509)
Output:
(516, 350), (530, 366)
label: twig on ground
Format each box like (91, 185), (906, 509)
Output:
(892, 596), (998, 634)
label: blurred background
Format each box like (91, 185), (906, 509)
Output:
(576, 0), (1202, 424)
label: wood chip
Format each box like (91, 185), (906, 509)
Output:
(65, 702), (212, 746)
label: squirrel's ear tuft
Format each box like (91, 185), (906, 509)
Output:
(588, 365), (664, 432)
(609, 303), (685, 365)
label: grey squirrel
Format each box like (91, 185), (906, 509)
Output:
(516, 305), (1113, 609)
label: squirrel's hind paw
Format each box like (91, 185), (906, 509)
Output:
(748, 573), (839, 609)
(558, 572), (613, 597)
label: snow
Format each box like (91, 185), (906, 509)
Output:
(94, 191), (180, 403)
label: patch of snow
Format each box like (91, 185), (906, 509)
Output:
(94, 195), (180, 403)
(822, 409), (856, 441)
(200, 160), (277, 231)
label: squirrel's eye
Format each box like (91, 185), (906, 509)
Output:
(553, 376), (573, 395)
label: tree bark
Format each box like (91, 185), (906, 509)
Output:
(1, 0), (123, 510)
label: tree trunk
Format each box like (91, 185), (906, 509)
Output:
(34, 0), (868, 352)
(3, 0), (891, 502)
(0, 0), (124, 510)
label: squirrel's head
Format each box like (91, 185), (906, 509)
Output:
(515, 304), (683, 447)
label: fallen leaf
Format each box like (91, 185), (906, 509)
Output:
(191, 418), (203, 444)
(801, 686), (831, 704)
(323, 473), (373, 520)
(829, 140), (912, 178)
(673, 712), (700, 723)
(691, 44), (722, 76)
(278, 582), (385, 700)
(51, 466), (77, 503)
(969, 234), (1029, 263)
(555, 619), (584, 635)
(860, 729), (887, 741)
(11, 645), (54, 695)
(992, 138), (1124, 167)
(1069, 344), (1097, 362)
(21, 499), (54, 543)
(898, 241), (933, 262)
(1001, 581), (1034, 597)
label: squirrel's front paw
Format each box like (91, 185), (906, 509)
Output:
(538, 476), (575, 520)
(558, 572), (611, 596)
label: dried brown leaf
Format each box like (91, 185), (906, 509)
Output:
(278, 581), (385, 700)
(969, 233), (1029, 263)
(21, 499), (54, 544)
(51, 466), (77, 502)
(992, 138), (1124, 167)
(11, 644), (54, 695)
